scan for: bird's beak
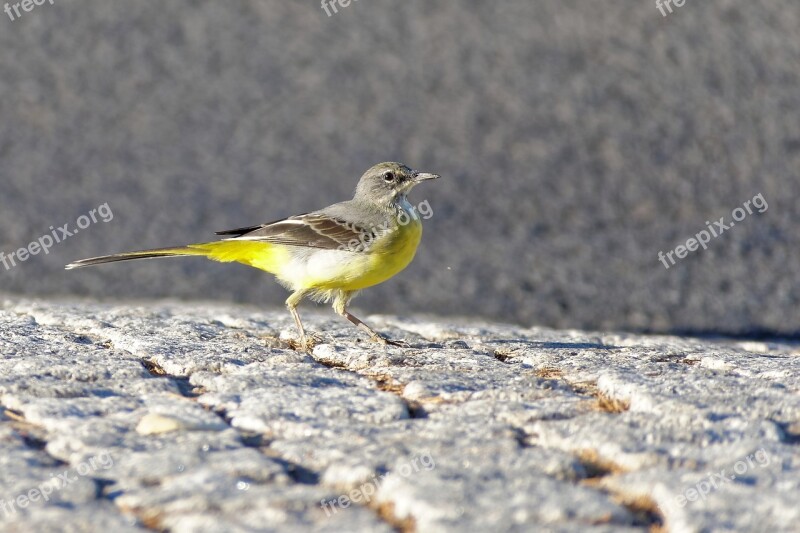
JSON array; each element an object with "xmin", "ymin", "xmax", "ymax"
[{"xmin": 413, "ymin": 172, "xmax": 440, "ymax": 182}]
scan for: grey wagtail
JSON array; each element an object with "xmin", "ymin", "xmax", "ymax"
[{"xmin": 66, "ymin": 162, "xmax": 440, "ymax": 348}]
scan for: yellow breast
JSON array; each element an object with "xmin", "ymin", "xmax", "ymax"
[{"xmin": 311, "ymin": 215, "xmax": 423, "ymax": 292}]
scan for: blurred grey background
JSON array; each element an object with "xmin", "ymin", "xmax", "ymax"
[{"xmin": 1, "ymin": 1, "xmax": 798, "ymax": 336}]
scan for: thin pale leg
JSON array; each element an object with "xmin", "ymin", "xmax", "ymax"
[
  {"xmin": 332, "ymin": 292, "xmax": 406, "ymax": 346},
  {"xmin": 286, "ymin": 290, "xmax": 313, "ymax": 349}
]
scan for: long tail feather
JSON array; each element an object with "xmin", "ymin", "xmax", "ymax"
[{"xmin": 65, "ymin": 246, "xmax": 208, "ymax": 270}]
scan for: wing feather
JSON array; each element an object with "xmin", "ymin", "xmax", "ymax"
[{"xmin": 217, "ymin": 213, "xmax": 386, "ymax": 252}]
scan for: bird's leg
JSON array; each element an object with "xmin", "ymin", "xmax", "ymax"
[
  {"xmin": 332, "ymin": 292, "xmax": 407, "ymax": 346},
  {"xmin": 286, "ymin": 290, "xmax": 314, "ymax": 350}
]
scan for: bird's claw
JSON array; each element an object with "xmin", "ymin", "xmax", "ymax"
[
  {"xmin": 285, "ymin": 333, "xmax": 323, "ymax": 352},
  {"xmin": 372, "ymin": 335, "xmax": 410, "ymax": 348}
]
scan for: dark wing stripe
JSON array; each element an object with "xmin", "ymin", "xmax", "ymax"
[
  {"xmin": 215, "ymin": 225, "xmax": 264, "ymax": 236},
  {"xmin": 214, "ymin": 214, "xmax": 310, "ymax": 236},
  {"xmin": 215, "ymin": 225, "xmax": 263, "ymax": 236}
]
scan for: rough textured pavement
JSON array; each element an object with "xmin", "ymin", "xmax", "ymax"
[{"xmin": 1, "ymin": 298, "xmax": 799, "ymax": 532}]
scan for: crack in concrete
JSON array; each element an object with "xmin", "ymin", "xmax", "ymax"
[
  {"xmin": 2, "ymin": 408, "xmax": 55, "ymax": 453},
  {"xmin": 312, "ymin": 344, "xmax": 646, "ymax": 532},
  {"xmin": 312, "ymin": 355, "xmax": 427, "ymax": 419},
  {"xmin": 0, "ymin": 406, "xmax": 131, "ymax": 529},
  {"xmin": 300, "ymin": 354, "xmax": 430, "ymax": 531},
  {"xmin": 139, "ymin": 353, "xmax": 417, "ymax": 532},
  {"xmin": 504, "ymin": 418, "xmax": 664, "ymax": 531},
  {"xmin": 572, "ymin": 450, "xmax": 665, "ymax": 531},
  {"xmin": 372, "ymin": 500, "xmax": 416, "ymax": 533}
]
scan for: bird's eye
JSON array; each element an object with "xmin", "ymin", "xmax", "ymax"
[{"xmin": 383, "ymin": 172, "xmax": 395, "ymax": 183}]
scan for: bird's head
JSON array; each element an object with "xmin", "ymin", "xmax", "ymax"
[{"xmin": 354, "ymin": 162, "xmax": 440, "ymax": 206}]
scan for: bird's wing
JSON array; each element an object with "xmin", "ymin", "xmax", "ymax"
[{"xmin": 216, "ymin": 212, "xmax": 388, "ymax": 252}]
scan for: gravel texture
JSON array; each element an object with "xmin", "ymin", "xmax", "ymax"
[{"xmin": 1, "ymin": 298, "xmax": 799, "ymax": 532}]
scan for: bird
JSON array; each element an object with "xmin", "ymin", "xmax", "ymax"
[{"xmin": 66, "ymin": 162, "xmax": 440, "ymax": 349}]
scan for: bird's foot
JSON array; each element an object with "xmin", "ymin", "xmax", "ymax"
[
  {"xmin": 370, "ymin": 335, "xmax": 409, "ymax": 348},
  {"xmin": 288, "ymin": 333, "xmax": 323, "ymax": 352}
]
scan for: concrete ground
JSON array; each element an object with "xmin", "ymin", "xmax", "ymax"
[{"xmin": 1, "ymin": 298, "xmax": 798, "ymax": 532}]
